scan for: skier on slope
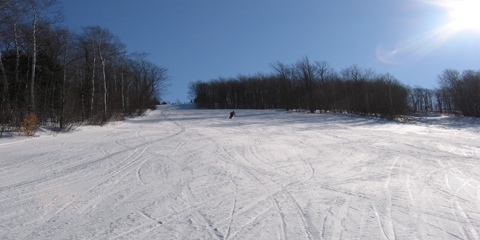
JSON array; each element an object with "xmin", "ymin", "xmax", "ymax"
[{"xmin": 229, "ymin": 111, "xmax": 235, "ymax": 119}]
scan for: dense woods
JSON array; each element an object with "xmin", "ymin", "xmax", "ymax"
[
  {"xmin": 189, "ymin": 57, "xmax": 480, "ymax": 119},
  {"xmin": 0, "ymin": 0, "xmax": 169, "ymax": 136},
  {"xmin": 189, "ymin": 57, "xmax": 409, "ymax": 119},
  {"xmin": 436, "ymin": 69, "xmax": 480, "ymax": 117}
]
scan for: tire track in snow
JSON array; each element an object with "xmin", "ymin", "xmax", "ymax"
[
  {"xmin": 372, "ymin": 205, "xmax": 390, "ymax": 240},
  {"xmin": 282, "ymin": 189, "xmax": 315, "ymax": 239},
  {"xmin": 224, "ymin": 175, "xmax": 237, "ymax": 240},
  {"xmin": 0, "ymin": 135, "xmax": 148, "ymax": 203},
  {"xmin": 218, "ymin": 143, "xmax": 287, "ymax": 240},
  {"xmin": 1, "ymin": 124, "xmax": 163, "ymax": 194},
  {"xmin": 0, "ymin": 131, "xmax": 127, "ymax": 192},
  {"xmin": 243, "ymin": 128, "xmax": 317, "ymax": 239},
  {"xmin": 247, "ymin": 144, "xmax": 280, "ymax": 174},
  {"xmin": 287, "ymin": 141, "xmax": 315, "ymax": 187},
  {"xmin": 136, "ymin": 158, "xmax": 148, "ymax": 186},
  {"xmin": 159, "ymin": 109, "xmax": 187, "ymax": 137},
  {"xmin": 449, "ymin": 170, "xmax": 479, "ymax": 240},
  {"xmin": 183, "ymin": 184, "xmax": 224, "ymax": 240},
  {"xmin": 22, "ymin": 147, "xmax": 153, "ymax": 239},
  {"xmin": 0, "ymin": 146, "xmax": 139, "ymax": 192},
  {"xmin": 2, "ymin": 107, "xmax": 193, "ymax": 239},
  {"xmin": 50, "ymin": 146, "xmax": 151, "ymax": 218},
  {"xmin": 227, "ymin": 205, "xmax": 275, "ymax": 239},
  {"xmin": 329, "ymin": 137, "xmax": 364, "ymax": 239},
  {"xmin": 381, "ymin": 156, "xmax": 398, "ymax": 240},
  {"xmin": 331, "ymin": 187, "xmax": 356, "ymax": 239},
  {"xmin": 79, "ymin": 148, "xmax": 152, "ymax": 213},
  {"xmin": 133, "ymin": 188, "xmax": 235, "ymax": 237},
  {"xmin": 121, "ymin": 221, "xmax": 157, "ymax": 239},
  {"xmin": 453, "ymin": 200, "xmax": 479, "ymax": 240},
  {"xmin": 411, "ymin": 150, "xmax": 462, "ymax": 239},
  {"xmin": 321, "ymin": 133, "xmax": 379, "ymax": 239},
  {"xmin": 128, "ymin": 145, "xmax": 237, "ymax": 239}
]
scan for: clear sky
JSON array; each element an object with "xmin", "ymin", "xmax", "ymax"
[{"xmin": 60, "ymin": 0, "xmax": 480, "ymax": 103}]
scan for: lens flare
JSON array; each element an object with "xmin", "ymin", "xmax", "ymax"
[{"xmin": 375, "ymin": 45, "xmax": 400, "ymax": 65}]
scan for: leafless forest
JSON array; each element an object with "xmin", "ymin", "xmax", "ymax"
[
  {"xmin": 0, "ymin": 0, "xmax": 169, "ymax": 136},
  {"xmin": 190, "ymin": 57, "xmax": 480, "ymax": 119}
]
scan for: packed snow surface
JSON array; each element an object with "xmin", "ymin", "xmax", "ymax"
[{"xmin": 1, "ymin": 105, "xmax": 480, "ymax": 239}]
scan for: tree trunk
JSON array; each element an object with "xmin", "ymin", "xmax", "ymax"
[
  {"xmin": 99, "ymin": 51, "xmax": 107, "ymax": 119},
  {"xmin": 121, "ymin": 64, "xmax": 125, "ymax": 111},
  {"xmin": 60, "ymin": 41, "xmax": 69, "ymax": 129},
  {"xmin": 30, "ymin": 10, "xmax": 38, "ymax": 112},
  {"xmin": 90, "ymin": 55, "xmax": 96, "ymax": 118},
  {"xmin": 0, "ymin": 51, "xmax": 10, "ymax": 137},
  {"xmin": 12, "ymin": 22, "xmax": 21, "ymax": 116},
  {"xmin": 0, "ymin": 51, "xmax": 10, "ymax": 111}
]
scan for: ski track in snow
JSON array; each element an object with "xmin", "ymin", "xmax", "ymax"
[{"xmin": 1, "ymin": 105, "xmax": 480, "ymax": 239}]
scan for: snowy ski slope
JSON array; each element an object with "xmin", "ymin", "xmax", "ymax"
[{"xmin": 1, "ymin": 104, "xmax": 480, "ymax": 239}]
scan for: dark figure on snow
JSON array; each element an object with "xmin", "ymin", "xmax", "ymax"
[{"xmin": 229, "ymin": 111, "xmax": 236, "ymax": 119}]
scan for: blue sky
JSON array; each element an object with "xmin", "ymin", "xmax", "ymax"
[{"xmin": 60, "ymin": 0, "xmax": 480, "ymax": 103}]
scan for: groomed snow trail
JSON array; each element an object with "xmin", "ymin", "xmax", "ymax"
[{"xmin": 1, "ymin": 105, "xmax": 480, "ymax": 239}]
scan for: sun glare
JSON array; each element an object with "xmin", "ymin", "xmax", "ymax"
[
  {"xmin": 442, "ymin": 0, "xmax": 480, "ymax": 32},
  {"xmin": 376, "ymin": 0, "xmax": 480, "ymax": 65}
]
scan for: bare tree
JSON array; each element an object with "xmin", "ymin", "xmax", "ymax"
[
  {"xmin": 1, "ymin": 1, "xmax": 169, "ymax": 133},
  {"xmin": 439, "ymin": 69, "xmax": 480, "ymax": 117},
  {"xmin": 191, "ymin": 59, "xmax": 410, "ymax": 119},
  {"xmin": 295, "ymin": 56, "xmax": 317, "ymax": 113},
  {"xmin": 315, "ymin": 60, "xmax": 336, "ymax": 111},
  {"xmin": 79, "ymin": 26, "xmax": 127, "ymax": 119},
  {"xmin": 0, "ymin": 0, "xmax": 31, "ymax": 121},
  {"xmin": 25, "ymin": 0, "xmax": 62, "ymax": 112}
]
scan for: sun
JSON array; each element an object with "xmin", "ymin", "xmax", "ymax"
[
  {"xmin": 375, "ymin": 0, "xmax": 480, "ymax": 65},
  {"xmin": 441, "ymin": 0, "xmax": 480, "ymax": 32}
]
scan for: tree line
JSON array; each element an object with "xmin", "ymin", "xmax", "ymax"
[
  {"xmin": 394, "ymin": 69, "xmax": 480, "ymax": 117},
  {"xmin": 189, "ymin": 57, "xmax": 409, "ymax": 119},
  {"xmin": 189, "ymin": 57, "xmax": 480, "ymax": 119},
  {"xmin": 0, "ymin": 0, "xmax": 169, "ymax": 136}
]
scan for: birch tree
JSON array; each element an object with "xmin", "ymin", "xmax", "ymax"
[
  {"xmin": 25, "ymin": 0, "xmax": 61, "ymax": 112},
  {"xmin": 80, "ymin": 26, "xmax": 125, "ymax": 120}
]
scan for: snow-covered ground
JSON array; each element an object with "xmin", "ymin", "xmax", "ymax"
[{"xmin": 1, "ymin": 104, "xmax": 480, "ymax": 239}]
